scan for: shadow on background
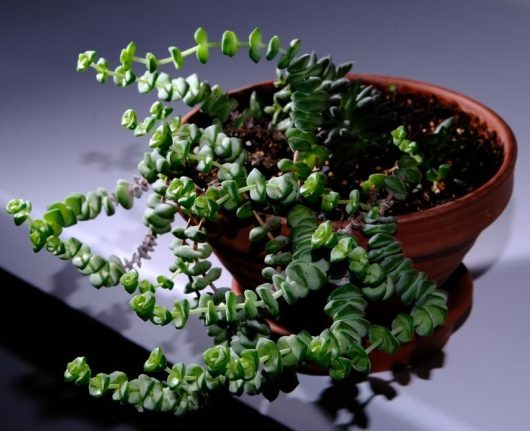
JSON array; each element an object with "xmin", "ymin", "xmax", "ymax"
[
  {"xmin": 0, "ymin": 269, "xmax": 289, "ymax": 431},
  {"xmin": 315, "ymin": 352, "xmax": 445, "ymax": 429},
  {"xmin": 80, "ymin": 142, "xmax": 144, "ymax": 172}
]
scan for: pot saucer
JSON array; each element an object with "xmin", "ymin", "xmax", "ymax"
[{"xmin": 231, "ymin": 264, "xmax": 473, "ymax": 374}]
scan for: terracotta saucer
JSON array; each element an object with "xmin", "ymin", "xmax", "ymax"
[{"xmin": 232, "ymin": 264, "xmax": 473, "ymax": 374}]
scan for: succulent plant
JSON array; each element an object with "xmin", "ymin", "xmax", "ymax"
[{"xmin": 6, "ymin": 28, "xmax": 454, "ymax": 416}]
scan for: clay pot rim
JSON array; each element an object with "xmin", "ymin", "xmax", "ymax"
[{"xmin": 182, "ymin": 74, "xmax": 517, "ymax": 224}]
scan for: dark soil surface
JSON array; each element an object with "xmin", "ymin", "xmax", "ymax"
[
  {"xmin": 195, "ymin": 84, "xmax": 503, "ymax": 216},
  {"xmin": 374, "ymin": 88, "xmax": 502, "ymax": 214}
]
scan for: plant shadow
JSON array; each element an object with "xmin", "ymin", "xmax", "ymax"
[
  {"xmin": 80, "ymin": 142, "xmax": 144, "ymax": 172},
  {"xmin": 315, "ymin": 352, "xmax": 446, "ymax": 430},
  {"xmin": 49, "ymin": 258, "xmax": 214, "ymax": 360}
]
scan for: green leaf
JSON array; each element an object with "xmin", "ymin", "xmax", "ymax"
[
  {"xmin": 299, "ymin": 145, "xmax": 328, "ymax": 169},
  {"xmin": 277, "ymin": 39, "xmax": 302, "ymax": 69},
  {"xmin": 172, "ymin": 299, "xmax": 190, "ymax": 329},
  {"xmin": 43, "ymin": 206, "xmax": 66, "ymax": 234},
  {"xmin": 151, "ymin": 305, "xmax": 173, "ymax": 325},
  {"xmin": 384, "ymin": 175, "xmax": 407, "ymax": 195},
  {"xmin": 392, "ymin": 313, "xmax": 414, "ymax": 343},
  {"xmin": 411, "ymin": 307, "xmax": 434, "ymax": 337},
  {"xmin": 239, "ymin": 349, "xmax": 259, "ymax": 380},
  {"xmin": 249, "ymin": 226, "xmax": 267, "ymax": 242},
  {"xmin": 331, "ymin": 237, "xmax": 356, "ymax": 263},
  {"xmin": 266, "ymin": 174, "xmax": 298, "ymax": 205},
  {"xmin": 345, "ymin": 189, "xmax": 360, "ymax": 215},
  {"xmin": 257, "ymin": 338, "xmax": 282, "ymax": 374},
  {"xmin": 143, "ymin": 381, "xmax": 164, "ymax": 411},
  {"xmin": 192, "ymin": 196, "xmax": 219, "ymax": 219},
  {"xmin": 395, "ymin": 268, "xmax": 419, "ymax": 295},
  {"xmin": 369, "ymin": 325, "xmax": 399, "ymax": 354},
  {"xmin": 115, "ymin": 180, "xmax": 134, "ymax": 209},
  {"xmin": 266, "ymin": 35, "xmax": 281, "ymax": 60},
  {"xmin": 248, "ymin": 27, "xmax": 262, "ymax": 63},
  {"xmin": 361, "ymin": 173, "xmax": 386, "ymax": 192},
  {"xmin": 225, "ymin": 358, "xmax": 244, "ymax": 381},
  {"xmin": 311, "ymin": 220, "xmax": 336, "ymax": 249},
  {"xmin": 194, "ymin": 27, "xmax": 209, "ymax": 64},
  {"xmin": 113, "ymin": 65, "xmax": 136, "ymax": 87},
  {"xmin": 120, "ymin": 270, "xmax": 139, "ymax": 294},
  {"xmin": 348, "ymin": 246, "xmax": 369, "ymax": 274},
  {"xmin": 300, "ymin": 172, "xmax": 326, "ymax": 204},
  {"xmin": 368, "ymin": 233, "xmax": 396, "ymax": 249},
  {"xmin": 362, "ymin": 281, "xmax": 387, "ymax": 301},
  {"xmin": 265, "ymin": 236, "xmax": 289, "ymax": 254},
  {"xmin": 256, "ymin": 284, "xmax": 280, "ymax": 316},
  {"xmin": 221, "ymin": 180, "xmax": 240, "ymax": 204},
  {"xmin": 217, "ymin": 162, "xmax": 246, "ymax": 182},
  {"xmin": 138, "ymin": 279, "xmax": 155, "ymax": 293},
  {"xmin": 401, "ymin": 271, "xmax": 427, "ymax": 305},
  {"xmin": 145, "ymin": 52, "xmax": 158, "ymax": 72},
  {"xmin": 425, "ymin": 304, "xmax": 447, "ymax": 327},
  {"xmin": 5, "ymin": 198, "xmax": 31, "ymax": 216},
  {"xmin": 89, "ymin": 373, "xmax": 110, "ymax": 397},
  {"xmin": 167, "ymin": 363, "xmax": 186, "ymax": 389},
  {"xmin": 77, "ymin": 50, "xmax": 96, "ymax": 72},
  {"xmin": 120, "ymin": 41, "xmax": 136, "ymax": 67},
  {"xmin": 64, "ymin": 356, "xmax": 91, "ymax": 385},
  {"xmin": 221, "ymin": 30, "xmax": 239, "ymax": 57},
  {"xmin": 264, "ymin": 252, "xmax": 292, "ymax": 266},
  {"xmin": 349, "ymin": 344, "xmax": 371, "ymax": 373},
  {"xmin": 329, "ymin": 357, "xmax": 352, "ymax": 380},
  {"xmin": 47, "ymin": 202, "xmax": 76, "ymax": 227},
  {"xmin": 321, "ymin": 190, "xmax": 340, "ymax": 212},
  {"xmin": 286, "ymin": 260, "xmax": 326, "ymax": 291},
  {"xmin": 286, "ymin": 128, "xmax": 315, "ymax": 152},
  {"xmin": 205, "ymin": 301, "xmax": 219, "ymax": 325},
  {"xmin": 95, "ymin": 57, "xmax": 109, "ymax": 83},
  {"xmin": 166, "ymin": 176, "xmax": 195, "ymax": 201},
  {"xmin": 392, "ymin": 125, "xmax": 418, "ymax": 155},
  {"xmin": 168, "ymin": 46, "xmax": 184, "ymax": 69},
  {"xmin": 129, "ymin": 291, "xmax": 156, "ymax": 321},
  {"xmin": 243, "ymin": 290, "xmax": 258, "ymax": 319},
  {"xmin": 121, "ymin": 109, "xmax": 138, "ymax": 130},
  {"xmin": 331, "ymin": 319, "xmax": 366, "ymax": 346},
  {"xmin": 362, "ymin": 263, "xmax": 385, "ymax": 286},
  {"xmin": 362, "ymin": 223, "xmax": 398, "ymax": 236},
  {"xmin": 149, "ymin": 124, "xmax": 172, "ymax": 150},
  {"xmin": 328, "ymin": 283, "xmax": 362, "ymax": 301},
  {"xmin": 277, "ymin": 335, "xmax": 306, "ymax": 367},
  {"xmin": 225, "ymin": 291, "xmax": 238, "ymax": 322},
  {"xmin": 144, "ymin": 347, "xmax": 167, "ymax": 372},
  {"xmin": 203, "ymin": 345, "xmax": 230, "ymax": 375},
  {"xmin": 307, "ymin": 330, "xmax": 336, "ymax": 365}
]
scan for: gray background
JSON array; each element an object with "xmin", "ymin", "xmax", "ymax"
[{"xmin": 1, "ymin": 0, "xmax": 529, "ymax": 430}]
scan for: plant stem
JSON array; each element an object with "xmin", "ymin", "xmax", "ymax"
[
  {"xmin": 252, "ymin": 210, "xmax": 275, "ymax": 241},
  {"xmin": 293, "ymin": 150, "xmax": 300, "ymax": 163},
  {"xmin": 132, "ymin": 42, "xmax": 251, "ymax": 67}
]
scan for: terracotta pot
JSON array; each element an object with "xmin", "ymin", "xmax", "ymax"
[
  {"xmin": 182, "ymin": 76, "xmax": 515, "ymax": 371},
  {"xmin": 183, "ymin": 75, "xmax": 517, "ymax": 288}
]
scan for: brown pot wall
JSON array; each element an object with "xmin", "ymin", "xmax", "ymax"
[{"xmin": 183, "ymin": 75, "xmax": 517, "ymax": 289}]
